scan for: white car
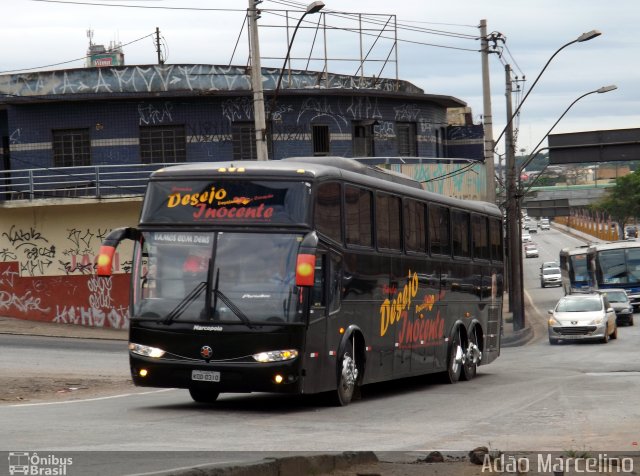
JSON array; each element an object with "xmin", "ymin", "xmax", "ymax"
[
  {"xmin": 522, "ymin": 232, "xmax": 532, "ymax": 242},
  {"xmin": 524, "ymin": 244, "xmax": 539, "ymax": 258}
]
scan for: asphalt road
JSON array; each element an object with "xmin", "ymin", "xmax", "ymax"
[{"xmin": 1, "ymin": 228, "xmax": 639, "ymax": 476}]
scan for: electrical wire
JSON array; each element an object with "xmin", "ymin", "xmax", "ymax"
[{"xmin": 0, "ymin": 32, "xmax": 155, "ymax": 74}]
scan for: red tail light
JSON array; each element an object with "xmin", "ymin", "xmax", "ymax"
[
  {"xmin": 96, "ymin": 245, "xmax": 116, "ymax": 276},
  {"xmin": 295, "ymin": 254, "xmax": 316, "ymax": 287}
]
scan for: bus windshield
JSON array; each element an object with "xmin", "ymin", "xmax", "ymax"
[
  {"xmin": 598, "ymin": 248, "xmax": 640, "ymax": 285},
  {"xmin": 132, "ymin": 231, "xmax": 304, "ymax": 324},
  {"xmin": 570, "ymin": 254, "xmax": 589, "ymax": 283}
]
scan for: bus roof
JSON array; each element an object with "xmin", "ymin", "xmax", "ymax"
[
  {"xmin": 560, "ymin": 245, "xmax": 589, "ymax": 256},
  {"xmin": 149, "ymin": 157, "xmax": 501, "ymax": 217},
  {"xmin": 587, "ymin": 240, "xmax": 640, "ymax": 252}
]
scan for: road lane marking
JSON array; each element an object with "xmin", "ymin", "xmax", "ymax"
[{"xmin": 5, "ymin": 388, "xmax": 175, "ymax": 407}]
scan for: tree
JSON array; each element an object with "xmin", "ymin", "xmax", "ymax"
[{"xmin": 593, "ymin": 169, "xmax": 640, "ymax": 231}]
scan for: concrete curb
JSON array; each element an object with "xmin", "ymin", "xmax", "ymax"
[
  {"xmin": 501, "ymin": 324, "xmax": 534, "ymax": 348},
  {"xmin": 157, "ymin": 452, "xmax": 378, "ymax": 476}
]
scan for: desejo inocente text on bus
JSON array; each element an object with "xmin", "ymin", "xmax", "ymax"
[{"xmin": 97, "ymin": 157, "xmax": 505, "ymax": 406}]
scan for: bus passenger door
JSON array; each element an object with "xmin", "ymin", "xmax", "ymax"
[{"xmin": 304, "ymin": 250, "xmax": 342, "ymax": 394}]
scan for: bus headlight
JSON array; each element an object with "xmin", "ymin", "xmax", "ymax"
[
  {"xmin": 129, "ymin": 342, "xmax": 166, "ymax": 358},
  {"xmin": 252, "ymin": 349, "xmax": 299, "ymax": 363}
]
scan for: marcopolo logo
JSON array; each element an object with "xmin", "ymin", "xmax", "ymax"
[{"xmin": 8, "ymin": 452, "xmax": 73, "ymax": 475}]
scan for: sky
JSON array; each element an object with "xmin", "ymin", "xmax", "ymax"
[{"xmin": 3, "ymin": 0, "xmax": 639, "ymax": 159}]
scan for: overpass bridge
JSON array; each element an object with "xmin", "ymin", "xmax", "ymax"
[{"xmin": 522, "ymin": 183, "xmax": 613, "ymax": 218}]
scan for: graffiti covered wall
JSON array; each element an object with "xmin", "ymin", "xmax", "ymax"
[{"xmin": 0, "ymin": 201, "xmax": 140, "ymax": 328}]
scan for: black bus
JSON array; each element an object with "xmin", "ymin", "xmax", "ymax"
[{"xmin": 97, "ymin": 157, "xmax": 504, "ymax": 405}]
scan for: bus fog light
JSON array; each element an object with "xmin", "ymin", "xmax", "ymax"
[
  {"xmin": 252, "ymin": 349, "xmax": 299, "ymax": 362},
  {"xmin": 139, "ymin": 369, "xmax": 148, "ymax": 377},
  {"xmin": 274, "ymin": 375, "xmax": 284, "ymax": 384},
  {"xmin": 129, "ymin": 342, "xmax": 166, "ymax": 358}
]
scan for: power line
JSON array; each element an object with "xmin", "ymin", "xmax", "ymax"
[{"xmin": 0, "ymin": 31, "xmax": 155, "ymax": 74}]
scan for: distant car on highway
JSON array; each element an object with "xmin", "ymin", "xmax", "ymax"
[
  {"xmin": 540, "ymin": 261, "xmax": 559, "ymax": 271},
  {"xmin": 522, "ymin": 232, "xmax": 532, "ymax": 243},
  {"xmin": 547, "ymin": 293, "xmax": 618, "ymax": 345},
  {"xmin": 524, "ymin": 244, "xmax": 539, "ymax": 258},
  {"xmin": 598, "ymin": 289, "xmax": 634, "ymax": 326},
  {"xmin": 540, "ymin": 267, "xmax": 561, "ymax": 288},
  {"xmin": 539, "ymin": 218, "xmax": 550, "ymax": 230}
]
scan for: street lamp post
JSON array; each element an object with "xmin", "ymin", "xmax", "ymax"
[
  {"xmin": 272, "ymin": 1, "xmax": 325, "ymax": 110},
  {"xmin": 496, "ymin": 30, "xmax": 601, "ymax": 148},
  {"xmin": 502, "ymin": 29, "xmax": 601, "ymax": 331},
  {"xmin": 508, "ymin": 84, "xmax": 616, "ymax": 330},
  {"xmin": 248, "ymin": 1, "xmax": 324, "ymax": 161},
  {"xmin": 519, "ymin": 85, "xmax": 617, "ymax": 196},
  {"xmin": 248, "ymin": 0, "xmax": 269, "ymax": 161}
]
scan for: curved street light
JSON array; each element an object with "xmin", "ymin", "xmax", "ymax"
[
  {"xmin": 495, "ymin": 29, "xmax": 601, "ymax": 149},
  {"xmin": 519, "ymin": 84, "xmax": 617, "ymax": 174},
  {"xmin": 508, "ymin": 83, "xmax": 617, "ymax": 331},
  {"xmin": 249, "ymin": 1, "xmax": 324, "ymax": 161},
  {"xmin": 271, "ymin": 1, "xmax": 325, "ymax": 109}
]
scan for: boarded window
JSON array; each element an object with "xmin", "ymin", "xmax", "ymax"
[
  {"xmin": 345, "ymin": 185, "xmax": 372, "ymax": 247},
  {"xmin": 52, "ymin": 129, "xmax": 91, "ymax": 167},
  {"xmin": 231, "ymin": 122, "xmax": 257, "ymax": 161},
  {"xmin": 140, "ymin": 125, "xmax": 186, "ymax": 164},
  {"xmin": 312, "ymin": 125, "xmax": 330, "ymax": 156},
  {"xmin": 353, "ymin": 122, "xmax": 374, "ymax": 157},
  {"xmin": 396, "ymin": 122, "xmax": 417, "ymax": 157}
]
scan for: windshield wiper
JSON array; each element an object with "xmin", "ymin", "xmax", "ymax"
[
  {"xmin": 213, "ymin": 287, "xmax": 254, "ymax": 329},
  {"xmin": 209, "ymin": 266, "xmax": 253, "ymax": 328},
  {"xmin": 164, "ymin": 281, "xmax": 207, "ymax": 325}
]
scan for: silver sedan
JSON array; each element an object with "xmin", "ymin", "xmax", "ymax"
[{"xmin": 548, "ymin": 293, "xmax": 618, "ymax": 345}]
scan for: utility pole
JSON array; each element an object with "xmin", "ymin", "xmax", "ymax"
[
  {"xmin": 155, "ymin": 27, "xmax": 164, "ymax": 65},
  {"xmin": 480, "ymin": 19, "xmax": 496, "ymax": 204},
  {"xmin": 248, "ymin": 0, "xmax": 269, "ymax": 161},
  {"xmin": 504, "ymin": 63, "xmax": 524, "ymax": 330}
]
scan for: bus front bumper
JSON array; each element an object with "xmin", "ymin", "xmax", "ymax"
[{"xmin": 130, "ymin": 355, "xmax": 303, "ymax": 394}]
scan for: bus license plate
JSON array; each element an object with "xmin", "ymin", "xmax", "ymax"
[{"xmin": 191, "ymin": 370, "xmax": 220, "ymax": 382}]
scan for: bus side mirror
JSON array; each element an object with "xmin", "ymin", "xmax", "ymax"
[
  {"xmin": 295, "ymin": 231, "xmax": 319, "ymax": 287},
  {"xmin": 96, "ymin": 227, "xmax": 140, "ymax": 277}
]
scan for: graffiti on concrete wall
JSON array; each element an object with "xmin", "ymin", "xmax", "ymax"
[
  {"xmin": 1, "ymin": 225, "xmax": 55, "ymax": 276},
  {"xmin": 0, "ymin": 260, "xmax": 129, "ymax": 329},
  {"xmin": 0, "ymin": 225, "xmax": 129, "ymax": 277},
  {"xmin": 138, "ymin": 102, "xmax": 174, "ymax": 126},
  {"xmin": 53, "ymin": 275, "xmax": 129, "ymax": 329},
  {"xmin": 0, "ymin": 65, "xmax": 421, "ymax": 99}
]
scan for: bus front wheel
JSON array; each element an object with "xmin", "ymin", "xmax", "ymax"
[
  {"xmin": 189, "ymin": 388, "xmax": 220, "ymax": 403},
  {"xmin": 333, "ymin": 340, "xmax": 359, "ymax": 406}
]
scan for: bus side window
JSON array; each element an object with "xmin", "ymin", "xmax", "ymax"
[{"xmin": 312, "ymin": 254, "xmax": 326, "ymax": 307}]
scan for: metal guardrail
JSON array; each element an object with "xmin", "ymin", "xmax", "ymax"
[{"xmin": 0, "ymin": 163, "xmax": 174, "ymax": 201}]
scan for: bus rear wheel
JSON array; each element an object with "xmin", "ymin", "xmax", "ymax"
[
  {"xmin": 444, "ymin": 329, "xmax": 463, "ymax": 384},
  {"xmin": 189, "ymin": 388, "xmax": 220, "ymax": 403},
  {"xmin": 333, "ymin": 340, "xmax": 359, "ymax": 406},
  {"xmin": 462, "ymin": 328, "xmax": 480, "ymax": 381}
]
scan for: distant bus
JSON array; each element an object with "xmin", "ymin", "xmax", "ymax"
[
  {"xmin": 559, "ymin": 246, "xmax": 591, "ymax": 294},
  {"xmin": 586, "ymin": 240, "xmax": 640, "ymax": 311},
  {"xmin": 97, "ymin": 157, "xmax": 504, "ymax": 406}
]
